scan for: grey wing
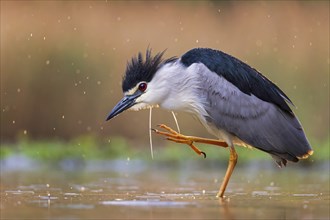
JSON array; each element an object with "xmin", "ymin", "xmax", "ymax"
[{"xmin": 198, "ymin": 67, "xmax": 312, "ymax": 164}]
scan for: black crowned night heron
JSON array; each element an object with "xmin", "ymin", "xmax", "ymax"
[{"xmin": 106, "ymin": 48, "xmax": 313, "ymax": 198}]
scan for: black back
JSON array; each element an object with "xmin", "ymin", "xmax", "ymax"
[{"xmin": 181, "ymin": 48, "xmax": 294, "ymax": 115}]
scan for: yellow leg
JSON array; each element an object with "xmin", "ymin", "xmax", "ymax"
[
  {"xmin": 216, "ymin": 146, "xmax": 238, "ymax": 198},
  {"xmin": 152, "ymin": 124, "xmax": 236, "ymax": 198},
  {"xmin": 153, "ymin": 124, "xmax": 228, "ymax": 147}
]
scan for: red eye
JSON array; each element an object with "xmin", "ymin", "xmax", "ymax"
[{"xmin": 138, "ymin": 82, "xmax": 147, "ymax": 92}]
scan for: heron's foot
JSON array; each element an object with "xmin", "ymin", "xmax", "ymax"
[
  {"xmin": 152, "ymin": 124, "xmax": 207, "ymax": 158},
  {"xmin": 153, "ymin": 124, "xmax": 228, "ymax": 147}
]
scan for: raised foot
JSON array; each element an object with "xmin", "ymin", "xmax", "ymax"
[{"xmin": 152, "ymin": 124, "xmax": 207, "ymax": 158}]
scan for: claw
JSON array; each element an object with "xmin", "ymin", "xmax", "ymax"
[{"xmin": 153, "ymin": 124, "xmax": 226, "ymax": 159}]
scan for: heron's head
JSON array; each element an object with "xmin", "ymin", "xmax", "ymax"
[{"xmin": 106, "ymin": 49, "xmax": 178, "ymax": 121}]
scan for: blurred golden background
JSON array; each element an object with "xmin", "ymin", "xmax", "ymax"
[{"xmin": 1, "ymin": 1, "xmax": 329, "ymax": 148}]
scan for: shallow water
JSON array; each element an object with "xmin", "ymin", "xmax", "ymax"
[{"xmin": 1, "ymin": 157, "xmax": 329, "ymax": 219}]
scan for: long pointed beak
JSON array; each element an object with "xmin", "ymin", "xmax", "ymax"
[{"xmin": 106, "ymin": 92, "xmax": 142, "ymax": 121}]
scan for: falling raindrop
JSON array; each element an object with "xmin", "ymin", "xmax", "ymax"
[{"xmin": 46, "ymin": 60, "xmax": 50, "ymax": 65}]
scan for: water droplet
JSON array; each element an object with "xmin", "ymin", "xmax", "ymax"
[
  {"xmin": 30, "ymin": 33, "xmax": 33, "ymax": 37},
  {"xmin": 62, "ymin": 115, "xmax": 65, "ymax": 119},
  {"xmin": 117, "ymin": 17, "xmax": 121, "ymax": 21},
  {"xmin": 17, "ymin": 88, "xmax": 21, "ymax": 93},
  {"xmin": 256, "ymin": 40, "xmax": 263, "ymax": 47},
  {"xmin": 202, "ymin": 190, "xmax": 205, "ymax": 194},
  {"xmin": 12, "ymin": 120, "xmax": 15, "ymax": 124},
  {"xmin": 43, "ymin": 36, "xmax": 46, "ymax": 40},
  {"xmin": 97, "ymin": 81, "xmax": 101, "ymax": 85},
  {"xmin": 73, "ymin": 27, "xmax": 77, "ymax": 31},
  {"xmin": 218, "ymin": 9, "xmax": 221, "ymax": 13},
  {"xmin": 67, "ymin": 16, "xmax": 71, "ymax": 20},
  {"xmin": 46, "ymin": 60, "xmax": 50, "ymax": 65},
  {"xmin": 46, "ymin": 184, "xmax": 50, "ymax": 188},
  {"xmin": 196, "ymin": 39, "xmax": 199, "ymax": 43},
  {"xmin": 23, "ymin": 130, "xmax": 27, "ymax": 135}
]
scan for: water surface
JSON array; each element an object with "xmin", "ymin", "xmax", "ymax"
[{"xmin": 1, "ymin": 157, "xmax": 329, "ymax": 219}]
